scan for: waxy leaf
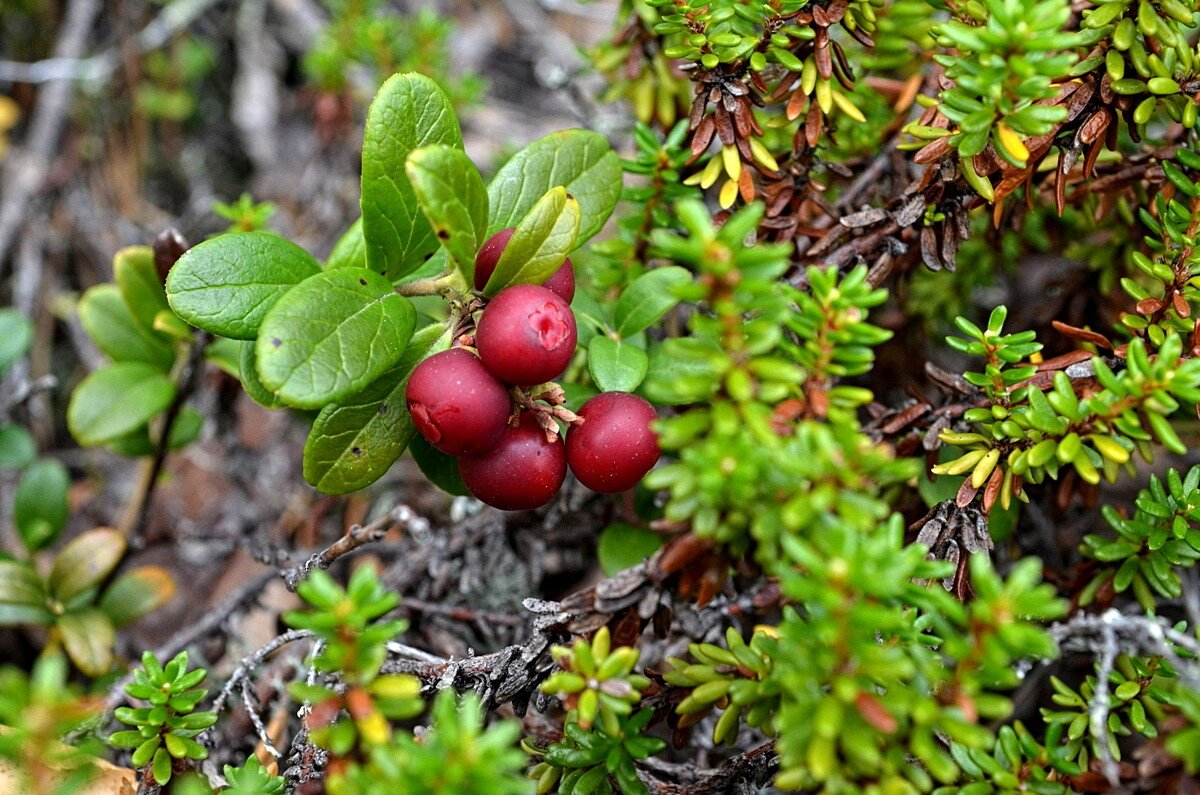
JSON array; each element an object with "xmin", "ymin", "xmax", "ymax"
[
  {"xmin": 0, "ymin": 424, "xmax": 36, "ymax": 470},
  {"xmin": 597, "ymin": 524, "xmax": 663, "ymax": 575},
  {"xmin": 0, "ymin": 560, "xmax": 49, "ymax": 620},
  {"xmin": 106, "ymin": 408, "xmax": 204, "ymax": 457},
  {"xmin": 487, "ymin": 130, "xmax": 621, "ymax": 243},
  {"xmin": 256, "ymin": 268, "xmax": 416, "ymax": 409},
  {"xmin": 406, "ymin": 145, "xmax": 488, "ymax": 282},
  {"xmin": 59, "ymin": 609, "xmax": 115, "ymax": 677},
  {"xmin": 50, "ymin": 527, "xmax": 126, "ymax": 602},
  {"xmin": 68, "ymin": 362, "xmax": 176, "ymax": 446},
  {"xmin": 588, "ymin": 336, "xmax": 649, "ymax": 392},
  {"xmin": 302, "ymin": 322, "xmax": 450, "ymax": 493},
  {"xmin": 409, "ymin": 435, "xmax": 469, "ymax": 496},
  {"xmin": 114, "ymin": 246, "xmax": 172, "ymax": 337},
  {"xmin": 326, "ymin": 217, "xmax": 366, "ymax": 270},
  {"xmin": 483, "ymin": 187, "xmax": 580, "ymax": 295},
  {"xmin": 13, "ymin": 459, "xmax": 69, "ymax": 551},
  {"xmin": 361, "ymin": 73, "xmax": 463, "ymax": 281},
  {"xmin": 239, "ymin": 341, "xmax": 284, "ymax": 409},
  {"xmin": 166, "ymin": 232, "xmax": 321, "ymax": 340},
  {"xmin": 99, "ymin": 566, "xmax": 175, "ymax": 627},
  {"xmin": 78, "ymin": 284, "xmax": 175, "ymax": 370},
  {"xmin": 614, "ymin": 267, "xmax": 691, "ymax": 337},
  {"xmin": 0, "ymin": 308, "xmax": 33, "ymax": 375}
]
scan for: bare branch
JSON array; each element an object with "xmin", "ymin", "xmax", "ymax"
[{"xmin": 281, "ymin": 503, "xmax": 430, "ymax": 590}]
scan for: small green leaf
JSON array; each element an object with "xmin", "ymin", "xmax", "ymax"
[
  {"xmin": 14, "ymin": 459, "xmax": 69, "ymax": 551},
  {"xmin": 409, "ymin": 435, "xmax": 469, "ymax": 496},
  {"xmin": 59, "ymin": 609, "xmax": 116, "ymax": 677},
  {"xmin": 49, "ymin": 527, "xmax": 127, "ymax": 601},
  {"xmin": 487, "ymin": 130, "xmax": 622, "ymax": 243},
  {"xmin": 361, "ymin": 73, "xmax": 463, "ymax": 281},
  {"xmin": 114, "ymin": 246, "xmax": 172, "ymax": 336},
  {"xmin": 105, "ymin": 408, "xmax": 204, "ymax": 457},
  {"xmin": 597, "ymin": 524, "xmax": 662, "ymax": 575},
  {"xmin": 588, "ymin": 337, "xmax": 649, "ymax": 392},
  {"xmin": 166, "ymin": 231, "xmax": 321, "ymax": 340},
  {"xmin": 67, "ymin": 362, "xmax": 176, "ymax": 446},
  {"xmin": 302, "ymin": 322, "xmax": 450, "ymax": 493},
  {"xmin": 326, "ymin": 218, "xmax": 366, "ymax": 270},
  {"xmin": 151, "ymin": 745, "xmax": 173, "ymax": 785},
  {"xmin": 483, "ymin": 187, "xmax": 581, "ymax": 295},
  {"xmin": 99, "ymin": 566, "xmax": 175, "ymax": 627},
  {"xmin": 239, "ymin": 341, "xmax": 284, "ymax": 409},
  {"xmin": 78, "ymin": 284, "xmax": 175, "ymax": 369},
  {"xmin": 255, "ymin": 268, "xmax": 417, "ymax": 409},
  {"xmin": 0, "ymin": 560, "xmax": 47, "ymax": 610},
  {"xmin": 0, "ymin": 424, "xmax": 36, "ymax": 469},
  {"xmin": 0, "ymin": 308, "xmax": 33, "ymax": 376},
  {"xmin": 204, "ymin": 337, "xmax": 243, "ymax": 378},
  {"xmin": 406, "ymin": 145, "xmax": 488, "ymax": 282},
  {"xmin": 614, "ymin": 267, "xmax": 691, "ymax": 337}
]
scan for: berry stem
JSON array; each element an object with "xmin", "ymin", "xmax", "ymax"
[{"xmin": 396, "ymin": 269, "xmax": 466, "ymax": 298}]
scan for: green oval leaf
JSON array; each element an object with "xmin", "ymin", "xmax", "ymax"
[
  {"xmin": 105, "ymin": 407, "xmax": 204, "ymax": 457},
  {"xmin": 614, "ymin": 266, "xmax": 691, "ymax": 338},
  {"xmin": 256, "ymin": 268, "xmax": 417, "ymax": 409},
  {"xmin": 239, "ymin": 340, "xmax": 285, "ymax": 409},
  {"xmin": 13, "ymin": 459, "xmax": 70, "ymax": 551},
  {"xmin": 49, "ymin": 527, "xmax": 127, "ymax": 602},
  {"xmin": 483, "ymin": 187, "xmax": 581, "ymax": 295},
  {"xmin": 406, "ymin": 145, "xmax": 488, "ymax": 282},
  {"xmin": 326, "ymin": 217, "xmax": 366, "ymax": 270},
  {"xmin": 302, "ymin": 322, "xmax": 450, "ymax": 493},
  {"xmin": 99, "ymin": 565, "xmax": 176, "ymax": 627},
  {"xmin": 0, "ymin": 424, "xmax": 36, "ymax": 470},
  {"xmin": 67, "ymin": 362, "xmax": 177, "ymax": 446},
  {"xmin": 409, "ymin": 435, "xmax": 469, "ymax": 496},
  {"xmin": 361, "ymin": 73, "xmax": 463, "ymax": 282},
  {"xmin": 59, "ymin": 609, "xmax": 116, "ymax": 677},
  {"xmin": 165, "ymin": 231, "xmax": 321, "ymax": 340},
  {"xmin": 78, "ymin": 284, "xmax": 175, "ymax": 369},
  {"xmin": 0, "ymin": 308, "xmax": 33, "ymax": 376},
  {"xmin": 114, "ymin": 246, "xmax": 172, "ymax": 336},
  {"xmin": 487, "ymin": 130, "xmax": 621, "ymax": 243},
  {"xmin": 597, "ymin": 523, "xmax": 663, "ymax": 576},
  {"xmin": 588, "ymin": 336, "xmax": 649, "ymax": 393},
  {"xmin": 0, "ymin": 560, "xmax": 47, "ymax": 610}
]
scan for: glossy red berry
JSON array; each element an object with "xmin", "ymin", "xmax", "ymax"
[
  {"xmin": 566, "ymin": 392, "xmax": 660, "ymax": 493},
  {"xmin": 458, "ymin": 412, "xmax": 566, "ymax": 510},
  {"xmin": 405, "ymin": 348, "xmax": 511, "ymax": 456},
  {"xmin": 474, "ymin": 227, "xmax": 575, "ymax": 302},
  {"xmin": 542, "ymin": 258, "xmax": 575, "ymax": 303},
  {"xmin": 476, "ymin": 284, "xmax": 577, "ymax": 387}
]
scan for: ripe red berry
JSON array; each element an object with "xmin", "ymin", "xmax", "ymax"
[
  {"xmin": 405, "ymin": 348, "xmax": 511, "ymax": 456},
  {"xmin": 458, "ymin": 412, "xmax": 566, "ymax": 510},
  {"xmin": 542, "ymin": 258, "xmax": 575, "ymax": 303},
  {"xmin": 566, "ymin": 392, "xmax": 660, "ymax": 494},
  {"xmin": 474, "ymin": 227, "xmax": 575, "ymax": 302},
  {"xmin": 476, "ymin": 284, "xmax": 577, "ymax": 387}
]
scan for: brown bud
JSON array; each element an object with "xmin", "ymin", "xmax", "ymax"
[{"xmin": 153, "ymin": 228, "xmax": 189, "ymax": 282}]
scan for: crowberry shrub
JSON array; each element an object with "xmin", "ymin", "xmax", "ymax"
[
  {"xmin": 476, "ymin": 284, "xmax": 578, "ymax": 387},
  {"xmin": 566, "ymin": 392, "xmax": 660, "ymax": 493},
  {"xmin": 405, "ymin": 348, "xmax": 510, "ymax": 456},
  {"xmin": 26, "ymin": 0, "xmax": 1200, "ymax": 780},
  {"xmin": 457, "ymin": 411, "xmax": 567, "ymax": 510}
]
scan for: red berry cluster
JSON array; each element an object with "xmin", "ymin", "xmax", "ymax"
[{"xmin": 405, "ymin": 229, "xmax": 660, "ymax": 510}]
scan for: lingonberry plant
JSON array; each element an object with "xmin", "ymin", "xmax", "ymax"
[{"xmin": 13, "ymin": 0, "xmax": 1200, "ymax": 787}]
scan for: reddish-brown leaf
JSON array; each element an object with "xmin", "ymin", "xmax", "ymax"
[{"xmin": 855, "ymin": 692, "xmax": 898, "ymax": 734}]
